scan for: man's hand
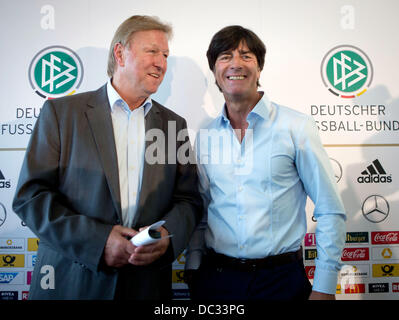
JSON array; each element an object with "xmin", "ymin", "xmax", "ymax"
[
  {"xmin": 103, "ymin": 225, "xmax": 137, "ymax": 268},
  {"xmin": 128, "ymin": 226, "xmax": 170, "ymax": 266},
  {"xmin": 309, "ymin": 290, "xmax": 336, "ymax": 300}
]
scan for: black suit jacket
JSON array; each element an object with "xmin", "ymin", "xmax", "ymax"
[{"xmin": 12, "ymin": 84, "xmax": 202, "ymax": 299}]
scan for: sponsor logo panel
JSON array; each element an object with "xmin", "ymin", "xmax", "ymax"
[
  {"xmin": 372, "ymin": 264, "xmax": 399, "ymax": 277},
  {"xmin": 28, "ymin": 254, "xmax": 37, "ymax": 267},
  {"xmin": 369, "ymin": 283, "xmax": 389, "ymax": 293},
  {"xmin": 0, "ymin": 254, "xmax": 25, "ymax": 267},
  {"xmin": 27, "ymin": 271, "xmax": 33, "ymax": 285},
  {"xmin": 336, "ymin": 284, "xmax": 341, "ymax": 294},
  {"xmin": 346, "ymin": 232, "xmax": 369, "ymax": 244},
  {"xmin": 344, "ymin": 283, "xmax": 366, "ymax": 294},
  {"xmin": 357, "ymin": 159, "xmax": 392, "ymax": 184},
  {"xmin": 304, "ymin": 249, "xmax": 317, "ymax": 260},
  {"xmin": 0, "ymin": 238, "xmax": 24, "ymax": 251},
  {"xmin": 321, "ymin": 45, "xmax": 373, "ymax": 99},
  {"xmin": 372, "ymin": 247, "xmax": 399, "ymax": 260},
  {"xmin": 305, "ymin": 266, "xmax": 315, "ymax": 279},
  {"xmin": 304, "ymin": 233, "xmax": 316, "ymax": 247},
  {"xmin": 28, "ymin": 45, "xmax": 84, "ymax": 99},
  {"xmin": 172, "ymin": 251, "xmax": 186, "ymax": 269},
  {"xmin": 330, "ymin": 158, "xmax": 343, "ymax": 183},
  {"xmin": 0, "ymin": 272, "xmax": 24, "ymax": 285},
  {"xmin": 371, "ymin": 231, "xmax": 399, "ymax": 245},
  {"xmin": 339, "ymin": 264, "xmax": 369, "ymax": 278},
  {"xmin": 341, "ymin": 248, "xmax": 369, "ymax": 261},
  {"xmin": 392, "ymin": 283, "xmax": 399, "ymax": 293},
  {"xmin": 173, "ymin": 289, "xmax": 190, "ymax": 300},
  {"xmin": 361, "ymin": 195, "xmax": 390, "ymax": 223},
  {"xmin": 0, "ymin": 169, "xmax": 11, "ymax": 189},
  {"xmin": 0, "ymin": 291, "xmax": 18, "ymax": 300},
  {"xmin": 172, "ymin": 270, "xmax": 185, "ymax": 284},
  {"xmin": 27, "ymin": 238, "xmax": 40, "ymax": 251},
  {"xmin": 176, "ymin": 252, "xmax": 186, "ymax": 265},
  {"xmin": 0, "ymin": 202, "xmax": 6, "ymax": 228}
]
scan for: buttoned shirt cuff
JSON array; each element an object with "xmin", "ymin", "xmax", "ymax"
[{"xmin": 312, "ymin": 266, "xmax": 339, "ymax": 295}]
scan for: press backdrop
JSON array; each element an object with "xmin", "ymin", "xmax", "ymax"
[{"xmin": 0, "ymin": 0, "xmax": 398, "ymax": 300}]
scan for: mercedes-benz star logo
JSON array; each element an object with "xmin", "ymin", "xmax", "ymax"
[
  {"xmin": 362, "ymin": 195, "xmax": 389, "ymax": 223},
  {"xmin": 0, "ymin": 202, "xmax": 6, "ymax": 228},
  {"xmin": 330, "ymin": 158, "xmax": 343, "ymax": 183}
]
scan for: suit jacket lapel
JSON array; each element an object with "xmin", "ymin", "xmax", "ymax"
[
  {"xmin": 132, "ymin": 101, "xmax": 163, "ymax": 228},
  {"xmin": 85, "ymin": 85, "xmax": 122, "ymax": 222}
]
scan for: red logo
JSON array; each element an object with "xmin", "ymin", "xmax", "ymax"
[
  {"xmin": 22, "ymin": 291, "xmax": 29, "ymax": 300},
  {"xmin": 393, "ymin": 283, "xmax": 399, "ymax": 292},
  {"xmin": 371, "ymin": 231, "xmax": 399, "ymax": 245},
  {"xmin": 27, "ymin": 271, "xmax": 32, "ymax": 285},
  {"xmin": 341, "ymin": 248, "xmax": 369, "ymax": 261},
  {"xmin": 345, "ymin": 284, "xmax": 365, "ymax": 294},
  {"xmin": 305, "ymin": 266, "xmax": 315, "ymax": 279},
  {"xmin": 304, "ymin": 233, "xmax": 316, "ymax": 247}
]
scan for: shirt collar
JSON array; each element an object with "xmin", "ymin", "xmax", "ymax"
[
  {"xmin": 220, "ymin": 91, "xmax": 272, "ymax": 124},
  {"xmin": 106, "ymin": 79, "xmax": 152, "ymax": 115},
  {"xmin": 250, "ymin": 92, "xmax": 272, "ymax": 120}
]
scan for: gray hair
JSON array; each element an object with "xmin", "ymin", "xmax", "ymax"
[{"xmin": 107, "ymin": 15, "xmax": 172, "ymax": 77}]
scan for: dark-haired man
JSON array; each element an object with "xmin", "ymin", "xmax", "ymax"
[{"xmin": 185, "ymin": 25, "xmax": 346, "ymax": 300}]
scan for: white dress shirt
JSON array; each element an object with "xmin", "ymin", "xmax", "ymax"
[{"xmin": 106, "ymin": 79, "xmax": 152, "ymax": 227}]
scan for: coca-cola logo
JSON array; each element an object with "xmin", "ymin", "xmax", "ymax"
[
  {"xmin": 342, "ymin": 248, "xmax": 369, "ymax": 261},
  {"xmin": 305, "ymin": 266, "xmax": 315, "ymax": 279},
  {"xmin": 371, "ymin": 231, "xmax": 399, "ymax": 244}
]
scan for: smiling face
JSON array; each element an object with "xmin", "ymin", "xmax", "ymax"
[
  {"xmin": 213, "ymin": 41, "xmax": 261, "ymax": 101},
  {"xmin": 115, "ymin": 29, "xmax": 169, "ymax": 100}
]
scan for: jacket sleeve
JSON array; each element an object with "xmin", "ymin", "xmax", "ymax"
[
  {"xmin": 162, "ymin": 118, "xmax": 203, "ymax": 262},
  {"xmin": 184, "ymin": 132, "xmax": 210, "ymax": 270},
  {"xmin": 12, "ymin": 100, "xmax": 113, "ymax": 272}
]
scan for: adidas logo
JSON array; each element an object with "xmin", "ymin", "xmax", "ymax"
[
  {"xmin": 0, "ymin": 170, "xmax": 11, "ymax": 189},
  {"xmin": 357, "ymin": 159, "xmax": 392, "ymax": 183}
]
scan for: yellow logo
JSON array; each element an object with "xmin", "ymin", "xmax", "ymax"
[
  {"xmin": 0, "ymin": 254, "xmax": 25, "ymax": 267},
  {"xmin": 372, "ymin": 264, "xmax": 399, "ymax": 277},
  {"xmin": 28, "ymin": 238, "xmax": 40, "ymax": 251},
  {"xmin": 336, "ymin": 284, "xmax": 341, "ymax": 294},
  {"xmin": 172, "ymin": 270, "xmax": 185, "ymax": 283},
  {"xmin": 176, "ymin": 252, "xmax": 186, "ymax": 265},
  {"xmin": 381, "ymin": 248, "xmax": 392, "ymax": 259},
  {"xmin": 345, "ymin": 283, "xmax": 364, "ymax": 294}
]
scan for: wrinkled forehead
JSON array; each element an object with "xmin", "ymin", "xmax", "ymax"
[{"xmin": 127, "ymin": 29, "xmax": 170, "ymax": 46}]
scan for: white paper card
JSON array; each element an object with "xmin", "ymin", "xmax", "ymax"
[{"xmin": 131, "ymin": 220, "xmax": 168, "ymax": 246}]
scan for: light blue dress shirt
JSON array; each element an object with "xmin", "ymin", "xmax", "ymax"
[
  {"xmin": 106, "ymin": 80, "xmax": 152, "ymax": 228},
  {"xmin": 188, "ymin": 92, "xmax": 346, "ymax": 294}
]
